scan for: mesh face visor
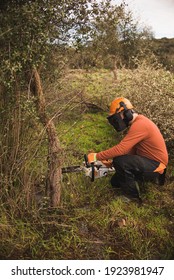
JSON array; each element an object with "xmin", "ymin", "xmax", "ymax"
[{"xmin": 107, "ymin": 113, "xmax": 127, "ymax": 132}]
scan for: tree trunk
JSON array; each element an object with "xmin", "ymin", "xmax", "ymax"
[
  {"xmin": 31, "ymin": 68, "xmax": 62, "ymax": 207},
  {"xmin": 112, "ymin": 56, "xmax": 118, "ymax": 82}
]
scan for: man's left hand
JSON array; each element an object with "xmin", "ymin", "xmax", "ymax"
[{"xmin": 87, "ymin": 153, "xmax": 97, "ymax": 163}]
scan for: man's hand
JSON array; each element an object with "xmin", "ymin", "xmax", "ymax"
[
  {"xmin": 87, "ymin": 153, "xmax": 97, "ymax": 163},
  {"xmin": 101, "ymin": 160, "xmax": 113, "ymax": 168}
]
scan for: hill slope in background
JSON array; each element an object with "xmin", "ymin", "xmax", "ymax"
[{"xmin": 152, "ymin": 38, "xmax": 174, "ymax": 72}]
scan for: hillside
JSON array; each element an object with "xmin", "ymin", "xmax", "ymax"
[{"xmin": 152, "ymin": 38, "xmax": 174, "ymax": 71}]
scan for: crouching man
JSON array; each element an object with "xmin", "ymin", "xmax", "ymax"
[{"xmin": 87, "ymin": 97, "xmax": 168, "ymax": 199}]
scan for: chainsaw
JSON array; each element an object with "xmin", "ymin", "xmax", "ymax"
[{"xmin": 62, "ymin": 155, "xmax": 115, "ymax": 182}]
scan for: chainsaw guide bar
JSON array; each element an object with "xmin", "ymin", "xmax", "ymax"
[
  {"xmin": 62, "ymin": 155, "xmax": 115, "ymax": 182},
  {"xmin": 62, "ymin": 166, "xmax": 82, "ymax": 173}
]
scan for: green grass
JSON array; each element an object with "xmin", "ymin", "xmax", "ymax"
[{"xmin": 58, "ymin": 112, "xmax": 120, "ymax": 164}]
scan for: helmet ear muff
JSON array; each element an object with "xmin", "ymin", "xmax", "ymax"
[{"xmin": 119, "ymin": 101, "xmax": 133, "ymax": 122}]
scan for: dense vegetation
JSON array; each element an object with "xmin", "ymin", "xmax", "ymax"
[
  {"xmin": 0, "ymin": 67, "xmax": 174, "ymax": 260},
  {"xmin": 0, "ymin": 0, "xmax": 174, "ymax": 259}
]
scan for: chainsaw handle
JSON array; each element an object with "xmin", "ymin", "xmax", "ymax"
[
  {"xmin": 84, "ymin": 154, "xmax": 89, "ymax": 167},
  {"xmin": 84, "ymin": 154, "xmax": 95, "ymax": 182}
]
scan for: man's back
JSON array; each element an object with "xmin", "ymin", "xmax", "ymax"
[{"xmin": 128, "ymin": 115, "xmax": 168, "ymax": 165}]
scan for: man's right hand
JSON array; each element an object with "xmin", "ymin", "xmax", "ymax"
[{"xmin": 101, "ymin": 160, "xmax": 113, "ymax": 168}]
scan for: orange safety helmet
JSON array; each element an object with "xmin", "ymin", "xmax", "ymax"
[{"xmin": 109, "ymin": 97, "xmax": 133, "ymax": 116}]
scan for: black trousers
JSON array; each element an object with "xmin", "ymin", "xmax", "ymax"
[{"xmin": 111, "ymin": 155, "xmax": 162, "ymax": 198}]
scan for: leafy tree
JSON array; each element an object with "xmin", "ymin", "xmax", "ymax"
[
  {"xmin": 0, "ymin": 0, "xmax": 94, "ymax": 206},
  {"xmin": 118, "ymin": 9, "xmax": 154, "ymax": 67},
  {"xmin": 70, "ymin": 0, "xmax": 154, "ymax": 69}
]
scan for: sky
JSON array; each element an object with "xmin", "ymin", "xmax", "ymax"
[{"xmin": 112, "ymin": 0, "xmax": 174, "ymax": 38}]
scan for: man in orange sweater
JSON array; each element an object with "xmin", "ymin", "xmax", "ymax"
[{"xmin": 87, "ymin": 97, "xmax": 168, "ymax": 199}]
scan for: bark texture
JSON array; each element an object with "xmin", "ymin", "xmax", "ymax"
[{"xmin": 31, "ymin": 68, "xmax": 62, "ymax": 207}]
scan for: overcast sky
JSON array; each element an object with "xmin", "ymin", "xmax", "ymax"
[{"xmin": 112, "ymin": 0, "xmax": 174, "ymax": 38}]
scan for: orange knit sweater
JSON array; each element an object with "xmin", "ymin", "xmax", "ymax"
[{"xmin": 97, "ymin": 115, "xmax": 168, "ymax": 167}]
